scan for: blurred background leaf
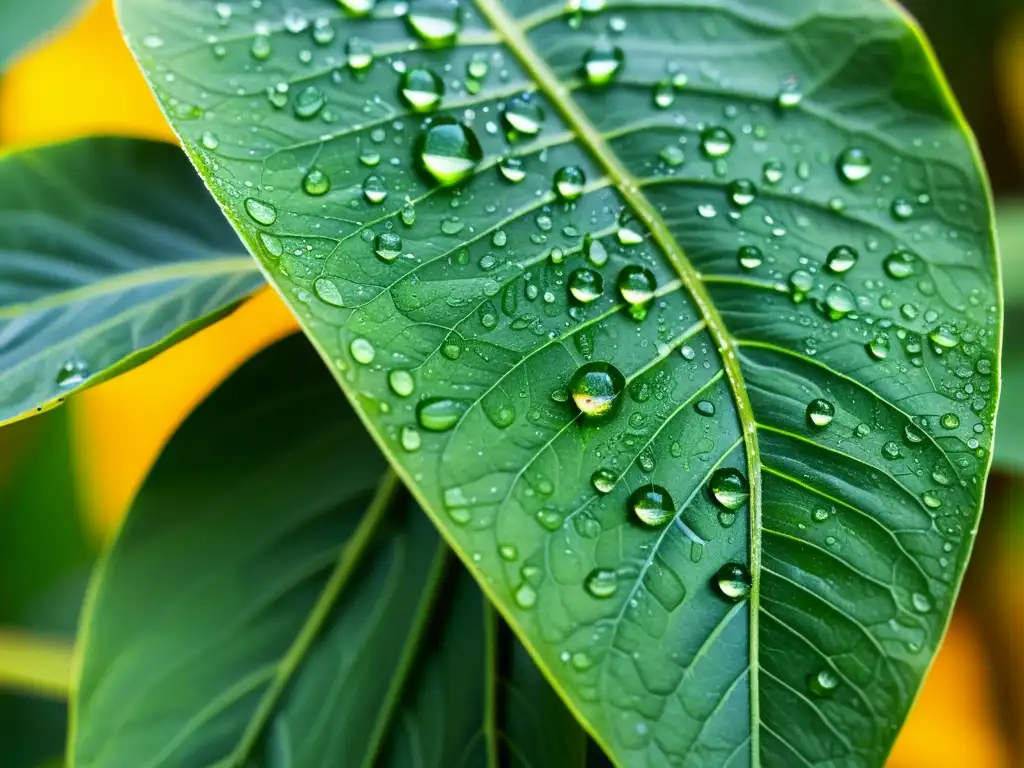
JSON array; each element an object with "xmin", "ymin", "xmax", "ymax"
[{"xmin": 0, "ymin": 0, "xmax": 84, "ymax": 70}]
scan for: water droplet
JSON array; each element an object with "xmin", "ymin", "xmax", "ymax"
[
  {"xmin": 406, "ymin": 0, "xmax": 463, "ymax": 47},
  {"xmin": 629, "ymin": 485, "xmax": 675, "ymax": 527},
  {"xmin": 837, "ymin": 147, "xmax": 872, "ymax": 183},
  {"xmin": 416, "ymin": 118, "xmax": 482, "ymax": 186},
  {"xmin": 399, "ymin": 67, "xmax": 444, "ymax": 112},
  {"xmin": 652, "ymin": 79, "xmax": 675, "ymax": 108},
  {"xmin": 251, "ymin": 34, "xmax": 272, "ymax": 59},
  {"xmin": 498, "ymin": 155, "xmax": 526, "ymax": 183},
  {"xmin": 312, "ymin": 18, "xmax": 335, "ymax": 45},
  {"xmin": 570, "ymin": 361, "xmax": 625, "ymax": 417},
  {"xmin": 694, "ymin": 400, "xmax": 715, "ymax": 417},
  {"xmin": 582, "ymin": 40, "xmax": 624, "ymax": 86},
  {"xmin": 728, "ymin": 179, "xmax": 756, "ymax": 207},
  {"xmin": 584, "ymin": 568, "xmax": 618, "ymax": 598},
  {"xmin": 788, "ymin": 269, "xmax": 814, "ymax": 301},
  {"xmin": 911, "ymin": 592, "xmax": 932, "ymax": 613},
  {"xmin": 55, "ymin": 359, "xmax": 89, "ymax": 389},
  {"xmin": 362, "ymin": 174, "xmax": 388, "ymax": 204},
  {"xmin": 499, "ymin": 544, "xmax": 518, "ymax": 561},
  {"xmin": 709, "ymin": 467, "xmax": 748, "ymax": 510},
  {"xmin": 808, "ymin": 668, "xmax": 839, "ymax": 697},
  {"xmin": 302, "ymin": 168, "xmax": 330, "ymax": 196},
  {"xmin": 339, "ymin": 0, "xmax": 375, "ymax": 14},
  {"xmin": 374, "ymin": 232, "xmax": 403, "ymax": 262},
  {"xmin": 568, "ymin": 268, "xmax": 604, "ymax": 303},
  {"xmin": 350, "ymin": 337, "xmax": 375, "ymax": 364},
  {"xmin": 553, "ymin": 165, "xmax": 586, "ymax": 201},
  {"xmin": 244, "ymin": 198, "xmax": 277, "ymax": 226},
  {"xmin": 762, "ymin": 159, "xmax": 784, "ymax": 185},
  {"xmin": 345, "ymin": 37, "xmax": 374, "ymax": 70},
  {"xmin": 400, "ymin": 425, "xmax": 422, "ymax": 452},
  {"xmin": 776, "ymin": 80, "xmax": 803, "ymax": 108},
  {"xmin": 940, "ymin": 413, "xmax": 960, "ymax": 430},
  {"xmin": 617, "ymin": 265, "xmax": 657, "ymax": 319},
  {"xmin": 585, "ymin": 236, "xmax": 608, "ymax": 267},
  {"xmin": 659, "ymin": 144, "xmax": 685, "ymax": 166},
  {"xmin": 929, "ymin": 324, "xmax": 959, "ymax": 349},
  {"xmin": 200, "ymin": 131, "xmax": 220, "ymax": 150},
  {"xmin": 813, "ymin": 507, "xmax": 830, "ymax": 523},
  {"xmin": 891, "ymin": 198, "xmax": 914, "ymax": 221},
  {"xmin": 417, "ymin": 397, "xmax": 470, "ymax": 431},
  {"xmin": 388, "ymin": 369, "xmax": 415, "ymax": 397},
  {"xmin": 825, "ymin": 245, "xmax": 858, "ymax": 274},
  {"xmin": 738, "ymin": 245, "xmax": 763, "ymax": 270},
  {"xmin": 922, "ymin": 492, "xmax": 942, "ymax": 510},
  {"xmin": 866, "ymin": 333, "xmax": 890, "ymax": 360},
  {"xmin": 713, "ymin": 563, "xmax": 751, "ymax": 602},
  {"xmin": 823, "ymin": 284, "xmax": 856, "ymax": 320},
  {"xmin": 882, "ymin": 440, "xmax": 902, "ymax": 460},
  {"xmin": 293, "ymin": 85, "xmax": 326, "ymax": 119},
  {"xmin": 591, "ymin": 468, "xmax": 616, "ymax": 494},
  {"xmin": 806, "ymin": 398, "xmax": 835, "ymax": 428},
  {"xmin": 883, "ymin": 249, "xmax": 919, "ymax": 280},
  {"xmin": 502, "ymin": 95, "xmax": 544, "ymax": 136},
  {"xmin": 701, "ymin": 126, "xmax": 734, "ymax": 158}
]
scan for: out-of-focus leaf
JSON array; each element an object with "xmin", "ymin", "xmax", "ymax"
[
  {"xmin": 999, "ymin": 202, "xmax": 1024, "ymax": 304},
  {"xmin": 0, "ymin": 0, "xmax": 83, "ymax": 69},
  {"xmin": 0, "ymin": 629, "xmax": 73, "ymax": 699},
  {"xmin": 120, "ymin": 0, "xmax": 1001, "ymax": 764},
  {"xmin": 71, "ymin": 335, "xmax": 588, "ymax": 768},
  {"xmin": 0, "ymin": 137, "xmax": 263, "ymax": 426}
]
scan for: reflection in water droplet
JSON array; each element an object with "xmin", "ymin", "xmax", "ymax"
[
  {"xmin": 498, "ymin": 156, "xmax": 526, "ymax": 183},
  {"xmin": 825, "ymin": 245, "xmax": 858, "ymax": 274},
  {"xmin": 584, "ymin": 568, "xmax": 618, "ymax": 598},
  {"xmin": 302, "ymin": 168, "xmax": 330, "ymax": 196},
  {"xmin": 388, "ymin": 369, "xmax": 415, "ymax": 397},
  {"xmin": 728, "ymin": 179, "xmax": 756, "ymax": 207},
  {"xmin": 553, "ymin": 165, "xmax": 586, "ymax": 201},
  {"xmin": 244, "ymin": 198, "xmax": 277, "ymax": 226},
  {"xmin": 837, "ymin": 147, "xmax": 872, "ymax": 183},
  {"xmin": 570, "ymin": 362, "xmax": 625, "ymax": 417},
  {"xmin": 629, "ymin": 485, "xmax": 675, "ymax": 527},
  {"xmin": 374, "ymin": 232, "xmax": 403, "ymax": 262},
  {"xmin": 713, "ymin": 563, "xmax": 751, "ymax": 601},
  {"xmin": 738, "ymin": 245, "xmax": 763, "ymax": 270},
  {"xmin": 350, "ymin": 337, "xmax": 375, "ymax": 364},
  {"xmin": 617, "ymin": 266, "xmax": 657, "ymax": 320},
  {"xmin": 293, "ymin": 85, "xmax": 327, "ymax": 119},
  {"xmin": 806, "ymin": 398, "xmax": 835, "ymax": 428},
  {"xmin": 406, "ymin": 0, "xmax": 463, "ymax": 46},
  {"xmin": 591, "ymin": 468, "xmax": 616, "ymax": 494},
  {"xmin": 362, "ymin": 175, "xmax": 388, "ymax": 204},
  {"xmin": 569, "ymin": 268, "xmax": 604, "ymax": 303},
  {"xmin": 808, "ymin": 669, "xmax": 840, "ymax": 697},
  {"xmin": 701, "ymin": 126, "xmax": 734, "ymax": 158},
  {"xmin": 884, "ymin": 249, "xmax": 919, "ymax": 280},
  {"xmin": 56, "ymin": 360, "xmax": 90, "ymax": 390},
  {"xmin": 709, "ymin": 468, "xmax": 749, "ymax": 510},
  {"xmin": 416, "ymin": 118, "xmax": 483, "ymax": 186},
  {"xmin": 582, "ymin": 40, "xmax": 624, "ymax": 85},
  {"xmin": 345, "ymin": 37, "xmax": 374, "ymax": 70},
  {"xmin": 399, "ymin": 67, "xmax": 444, "ymax": 112},
  {"xmin": 502, "ymin": 95, "xmax": 545, "ymax": 136}
]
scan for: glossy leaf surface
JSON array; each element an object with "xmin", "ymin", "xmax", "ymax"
[
  {"xmin": 118, "ymin": 1, "xmax": 1001, "ymax": 765},
  {"xmin": 0, "ymin": 0, "xmax": 83, "ymax": 68},
  {"xmin": 0, "ymin": 138, "xmax": 263, "ymax": 425},
  {"xmin": 71, "ymin": 335, "xmax": 588, "ymax": 768}
]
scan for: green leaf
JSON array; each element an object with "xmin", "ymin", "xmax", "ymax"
[
  {"xmin": 117, "ymin": 1, "xmax": 1001, "ymax": 765},
  {"xmin": 71, "ymin": 334, "xmax": 588, "ymax": 768},
  {"xmin": 0, "ymin": 137, "xmax": 264, "ymax": 426},
  {"xmin": 0, "ymin": 0, "xmax": 83, "ymax": 68},
  {"xmin": 999, "ymin": 201, "xmax": 1024, "ymax": 305}
]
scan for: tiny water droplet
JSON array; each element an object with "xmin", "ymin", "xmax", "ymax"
[
  {"xmin": 293, "ymin": 85, "xmax": 326, "ymax": 119},
  {"xmin": 738, "ymin": 245, "xmax": 763, "ymax": 270},
  {"xmin": 345, "ymin": 37, "xmax": 374, "ymax": 70},
  {"xmin": 388, "ymin": 369, "xmax": 415, "ymax": 397},
  {"xmin": 400, "ymin": 425, "xmax": 422, "ymax": 452},
  {"xmin": 808, "ymin": 668, "xmax": 839, "ymax": 697},
  {"xmin": 362, "ymin": 174, "xmax": 388, "ymax": 204},
  {"xmin": 728, "ymin": 179, "xmax": 755, "ymax": 207},
  {"xmin": 498, "ymin": 155, "xmax": 526, "ymax": 183},
  {"xmin": 866, "ymin": 333, "xmax": 890, "ymax": 360},
  {"xmin": 940, "ymin": 413, "xmax": 960, "ymax": 430},
  {"xmin": 56, "ymin": 360, "xmax": 90, "ymax": 389},
  {"xmin": 585, "ymin": 236, "xmax": 608, "ymax": 267},
  {"xmin": 884, "ymin": 249, "xmax": 919, "ymax": 280},
  {"xmin": 694, "ymin": 400, "xmax": 715, "ymax": 417},
  {"xmin": 502, "ymin": 95, "xmax": 545, "ymax": 136},
  {"xmin": 823, "ymin": 284, "xmax": 856, "ymax": 320},
  {"xmin": 837, "ymin": 147, "xmax": 872, "ymax": 183},
  {"xmin": 514, "ymin": 582, "xmax": 537, "ymax": 608},
  {"xmin": 617, "ymin": 265, "xmax": 656, "ymax": 319},
  {"xmin": 374, "ymin": 231, "xmax": 403, "ymax": 262}
]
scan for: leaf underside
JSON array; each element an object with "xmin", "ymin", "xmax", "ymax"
[
  {"xmin": 0, "ymin": 138, "xmax": 263, "ymax": 425},
  {"xmin": 118, "ymin": 1, "xmax": 1000, "ymax": 765},
  {"xmin": 71, "ymin": 335, "xmax": 590, "ymax": 768}
]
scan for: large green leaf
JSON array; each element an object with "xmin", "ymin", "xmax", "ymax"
[
  {"xmin": 0, "ymin": 0, "xmax": 83, "ymax": 69},
  {"xmin": 999, "ymin": 201, "xmax": 1024, "ymax": 305},
  {"xmin": 0, "ymin": 137, "xmax": 264, "ymax": 426},
  {"xmin": 118, "ymin": 1, "xmax": 1001, "ymax": 765},
  {"xmin": 71, "ymin": 334, "xmax": 588, "ymax": 768}
]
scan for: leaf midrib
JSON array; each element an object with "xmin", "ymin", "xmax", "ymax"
[{"xmin": 469, "ymin": 0, "xmax": 764, "ymax": 760}]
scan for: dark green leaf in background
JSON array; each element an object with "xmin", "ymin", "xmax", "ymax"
[
  {"xmin": 0, "ymin": 0, "xmax": 83, "ymax": 69},
  {"xmin": 71, "ymin": 335, "xmax": 588, "ymax": 768},
  {"xmin": 0, "ymin": 137, "xmax": 264, "ymax": 426},
  {"xmin": 117, "ymin": 0, "xmax": 1002, "ymax": 765}
]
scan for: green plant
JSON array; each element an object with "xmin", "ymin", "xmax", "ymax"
[{"xmin": 0, "ymin": 0, "xmax": 1002, "ymax": 766}]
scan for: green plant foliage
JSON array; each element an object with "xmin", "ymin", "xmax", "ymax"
[
  {"xmin": 70, "ymin": 335, "xmax": 588, "ymax": 768},
  {"xmin": 0, "ymin": 0, "xmax": 83, "ymax": 68},
  {"xmin": 118, "ymin": 0, "xmax": 1001, "ymax": 764},
  {"xmin": 0, "ymin": 138, "xmax": 264, "ymax": 426},
  {"xmin": 999, "ymin": 201, "xmax": 1024, "ymax": 305}
]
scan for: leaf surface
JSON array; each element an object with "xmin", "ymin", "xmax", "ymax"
[
  {"xmin": 71, "ymin": 334, "xmax": 587, "ymax": 768},
  {"xmin": 0, "ymin": 138, "xmax": 264, "ymax": 425},
  {"xmin": 0, "ymin": 0, "xmax": 83, "ymax": 68},
  {"xmin": 117, "ymin": 2, "xmax": 1001, "ymax": 765}
]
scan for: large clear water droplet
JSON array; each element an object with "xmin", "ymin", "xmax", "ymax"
[
  {"xmin": 584, "ymin": 567, "xmax": 618, "ymax": 598},
  {"xmin": 553, "ymin": 165, "xmax": 586, "ymax": 201},
  {"xmin": 388, "ymin": 369, "xmax": 415, "ymax": 397},
  {"xmin": 728, "ymin": 179, "xmax": 755, "ymax": 206},
  {"xmin": 883, "ymin": 249, "xmax": 919, "ymax": 280},
  {"xmin": 244, "ymin": 198, "xmax": 277, "ymax": 226},
  {"xmin": 713, "ymin": 563, "xmax": 751, "ymax": 602},
  {"xmin": 591, "ymin": 468, "xmax": 616, "ymax": 494},
  {"xmin": 56, "ymin": 359, "xmax": 90, "ymax": 390},
  {"xmin": 806, "ymin": 398, "xmax": 835, "ymax": 428},
  {"xmin": 498, "ymin": 156, "xmax": 526, "ymax": 183},
  {"xmin": 569, "ymin": 268, "xmax": 604, "ymax": 303},
  {"xmin": 303, "ymin": 168, "xmax": 330, "ymax": 196},
  {"xmin": 837, "ymin": 147, "xmax": 872, "ymax": 183},
  {"xmin": 569, "ymin": 361, "xmax": 625, "ymax": 417},
  {"xmin": 417, "ymin": 397, "xmax": 470, "ymax": 431},
  {"xmin": 738, "ymin": 245, "xmax": 763, "ymax": 270},
  {"xmin": 701, "ymin": 126, "xmax": 734, "ymax": 158},
  {"xmin": 808, "ymin": 668, "xmax": 839, "ymax": 697},
  {"xmin": 406, "ymin": 0, "xmax": 463, "ymax": 46},
  {"xmin": 350, "ymin": 337, "xmax": 375, "ymax": 364},
  {"xmin": 374, "ymin": 232, "xmax": 403, "ymax": 262},
  {"xmin": 399, "ymin": 67, "xmax": 444, "ymax": 112},
  {"xmin": 629, "ymin": 485, "xmax": 675, "ymax": 527},
  {"xmin": 582, "ymin": 40, "xmax": 624, "ymax": 86},
  {"xmin": 823, "ymin": 284, "xmax": 856, "ymax": 320},
  {"xmin": 709, "ymin": 467, "xmax": 748, "ymax": 510},
  {"xmin": 293, "ymin": 85, "xmax": 326, "ymax": 119},
  {"xmin": 825, "ymin": 245, "xmax": 858, "ymax": 274},
  {"xmin": 362, "ymin": 174, "xmax": 388, "ymax": 204},
  {"xmin": 502, "ymin": 95, "xmax": 545, "ymax": 136},
  {"xmin": 415, "ymin": 118, "xmax": 483, "ymax": 186},
  {"xmin": 617, "ymin": 265, "xmax": 656, "ymax": 320}
]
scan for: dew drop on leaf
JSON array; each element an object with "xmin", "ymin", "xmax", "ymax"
[
  {"xmin": 417, "ymin": 397, "xmax": 470, "ymax": 431},
  {"xmin": 399, "ymin": 67, "xmax": 444, "ymax": 112},
  {"xmin": 498, "ymin": 156, "xmax": 526, "ymax": 183},
  {"xmin": 823, "ymin": 284, "xmax": 856, "ymax": 320},
  {"xmin": 709, "ymin": 467, "xmax": 749, "ymax": 510},
  {"xmin": 415, "ymin": 119, "xmax": 483, "ymax": 186},
  {"xmin": 362, "ymin": 174, "xmax": 388, "ymax": 204},
  {"xmin": 808, "ymin": 668, "xmax": 840, "ymax": 697},
  {"xmin": 700, "ymin": 126, "xmax": 734, "ymax": 158},
  {"xmin": 374, "ymin": 232, "xmax": 403, "ymax": 262},
  {"xmin": 728, "ymin": 179, "xmax": 756, "ymax": 207},
  {"xmin": 568, "ymin": 268, "xmax": 604, "ymax": 303},
  {"xmin": 617, "ymin": 265, "xmax": 657, "ymax": 319},
  {"xmin": 553, "ymin": 165, "xmax": 586, "ymax": 201},
  {"xmin": 293, "ymin": 85, "xmax": 326, "ymax": 119},
  {"xmin": 56, "ymin": 360, "xmax": 90, "ymax": 390},
  {"xmin": 345, "ymin": 37, "xmax": 374, "ymax": 70},
  {"xmin": 713, "ymin": 563, "xmax": 751, "ymax": 602},
  {"xmin": 825, "ymin": 245, "xmax": 858, "ymax": 274},
  {"xmin": 244, "ymin": 198, "xmax": 277, "ymax": 226},
  {"xmin": 405, "ymin": 0, "xmax": 463, "ymax": 47},
  {"xmin": 629, "ymin": 485, "xmax": 675, "ymax": 527},
  {"xmin": 400, "ymin": 425, "xmax": 422, "ymax": 452},
  {"xmin": 836, "ymin": 147, "xmax": 872, "ymax": 183},
  {"xmin": 694, "ymin": 400, "xmax": 715, "ymax": 417},
  {"xmin": 302, "ymin": 168, "xmax": 330, "ymax": 196},
  {"xmin": 591, "ymin": 468, "xmax": 616, "ymax": 494},
  {"xmin": 884, "ymin": 249, "xmax": 919, "ymax": 280},
  {"xmin": 388, "ymin": 369, "xmax": 415, "ymax": 397},
  {"xmin": 569, "ymin": 361, "xmax": 625, "ymax": 417},
  {"xmin": 806, "ymin": 398, "xmax": 835, "ymax": 428},
  {"xmin": 738, "ymin": 245, "xmax": 763, "ymax": 270},
  {"xmin": 502, "ymin": 95, "xmax": 545, "ymax": 136},
  {"xmin": 584, "ymin": 567, "xmax": 618, "ymax": 598},
  {"xmin": 582, "ymin": 39, "xmax": 624, "ymax": 86}
]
